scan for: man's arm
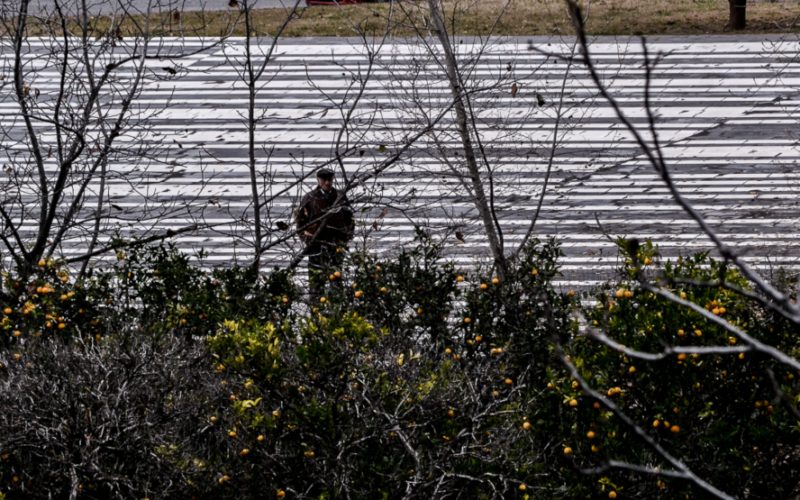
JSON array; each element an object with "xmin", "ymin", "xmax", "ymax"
[{"xmin": 296, "ymin": 193, "xmax": 313, "ymax": 243}]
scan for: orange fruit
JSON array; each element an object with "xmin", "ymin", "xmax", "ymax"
[
  {"xmin": 277, "ymin": 491, "xmax": 286, "ymax": 498},
  {"xmin": 615, "ymin": 289, "xmax": 624, "ymax": 298},
  {"xmin": 653, "ymin": 420, "xmax": 660, "ymax": 427},
  {"xmin": 480, "ymin": 284, "xmax": 487, "ymax": 290},
  {"xmin": 474, "ymin": 336, "xmax": 481, "ymax": 341},
  {"xmin": 531, "ymin": 269, "xmax": 538, "ymax": 275},
  {"xmin": 523, "ymin": 422, "xmax": 531, "ymax": 430},
  {"xmin": 3, "ymin": 308, "xmax": 11, "ymax": 315},
  {"xmin": 13, "ymin": 331, "xmax": 20, "ymax": 337},
  {"xmin": 380, "ymin": 287, "xmax": 387, "ymax": 292},
  {"xmin": 593, "ymin": 402, "xmax": 600, "ymax": 409},
  {"xmin": 229, "ymin": 431, "xmax": 237, "ymax": 437},
  {"xmin": 670, "ymin": 425, "xmax": 680, "ymax": 434},
  {"xmin": 519, "ymin": 484, "xmax": 526, "ymax": 491},
  {"xmin": 492, "ymin": 278, "xmax": 499, "ymax": 284},
  {"xmin": 38, "ymin": 260, "xmax": 46, "ymax": 266},
  {"xmin": 417, "ymin": 308, "xmax": 423, "ymax": 314},
  {"xmin": 329, "ymin": 274, "xmax": 336, "ymax": 280},
  {"xmin": 464, "ymin": 318, "xmax": 471, "ymax": 324},
  {"xmin": 563, "ymin": 447, "xmax": 572, "ymax": 454},
  {"xmin": 320, "ymin": 297, "xmax": 327, "ymax": 303},
  {"xmin": 457, "ymin": 276, "xmax": 464, "ymax": 282},
  {"xmin": 629, "ymin": 366, "xmax": 636, "ymax": 373},
  {"xmin": 355, "ymin": 291, "xmax": 362, "ymax": 298},
  {"xmin": 58, "ymin": 323, "xmax": 66, "ymax": 329},
  {"xmin": 568, "ymin": 290, "xmax": 575, "ymax": 296},
  {"xmin": 258, "ymin": 435, "xmax": 264, "ymax": 441},
  {"xmin": 609, "ymin": 492, "xmax": 617, "ymax": 499},
  {"xmin": 505, "ymin": 378, "xmax": 513, "ymax": 385},
  {"xmin": 587, "ymin": 431, "xmax": 595, "ymax": 439},
  {"xmin": 569, "ymin": 399, "xmax": 578, "ymax": 407},
  {"xmin": 334, "ymin": 271, "xmax": 341, "ymax": 278}
]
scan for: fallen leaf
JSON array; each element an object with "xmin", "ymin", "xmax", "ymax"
[
  {"xmin": 372, "ymin": 221, "xmax": 378, "ymax": 230},
  {"xmin": 378, "ymin": 208, "xmax": 388, "ymax": 219},
  {"xmin": 172, "ymin": 9, "xmax": 181, "ymax": 22},
  {"xmin": 111, "ymin": 204, "xmax": 123, "ymax": 211},
  {"xmin": 173, "ymin": 139, "xmax": 182, "ymax": 149},
  {"xmin": 379, "ymin": 145, "xmax": 387, "ymax": 153},
  {"xmin": 536, "ymin": 93, "xmax": 546, "ymax": 106},
  {"xmin": 455, "ymin": 231, "xmax": 465, "ymax": 243},
  {"xmin": 511, "ymin": 82, "xmax": 518, "ymax": 98},
  {"xmin": 163, "ymin": 67, "xmax": 177, "ymax": 75},
  {"xmin": 320, "ymin": 109, "xmax": 328, "ymax": 118},
  {"xmin": 229, "ymin": 0, "xmax": 239, "ymax": 6},
  {"xmin": 276, "ymin": 221, "xmax": 289, "ymax": 230}
]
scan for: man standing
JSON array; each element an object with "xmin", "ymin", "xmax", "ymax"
[{"xmin": 296, "ymin": 168, "xmax": 354, "ymax": 302}]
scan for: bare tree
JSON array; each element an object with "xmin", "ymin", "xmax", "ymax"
[
  {"xmin": 0, "ymin": 0, "xmax": 234, "ymax": 280},
  {"xmin": 534, "ymin": 2, "xmax": 800, "ymax": 498}
]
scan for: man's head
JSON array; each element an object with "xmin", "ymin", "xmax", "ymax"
[{"xmin": 317, "ymin": 169, "xmax": 334, "ymax": 191}]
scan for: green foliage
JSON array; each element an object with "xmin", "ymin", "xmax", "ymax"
[
  {"xmin": 208, "ymin": 319, "xmax": 284, "ymax": 380},
  {"xmin": 2, "ymin": 236, "xmax": 799, "ymax": 499}
]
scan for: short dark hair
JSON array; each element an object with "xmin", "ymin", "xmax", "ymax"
[{"xmin": 317, "ymin": 168, "xmax": 334, "ymax": 180}]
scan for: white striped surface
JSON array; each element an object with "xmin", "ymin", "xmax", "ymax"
[{"xmin": 2, "ymin": 36, "xmax": 800, "ymax": 287}]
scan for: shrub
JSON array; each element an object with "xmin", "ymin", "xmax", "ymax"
[{"xmin": 1, "ymin": 235, "xmax": 798, "ymax": 499}]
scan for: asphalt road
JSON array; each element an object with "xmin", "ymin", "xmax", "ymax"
[{"xmin": 3, "ymin": 35, "xmax": 800, "ymax": 287}]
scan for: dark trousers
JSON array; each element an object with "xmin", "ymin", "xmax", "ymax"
[{"xmin": 307, "ymin": 243, "xmax": 344, "ymax": 303}]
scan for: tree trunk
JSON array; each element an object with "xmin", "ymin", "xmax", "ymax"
[
  {"xmin": 426, "ymin": 0, "xmax": 508, "ymax": 280},
  {"xmin": 729, "ymin": 0, "xmax": 746, "ymax": 30}
]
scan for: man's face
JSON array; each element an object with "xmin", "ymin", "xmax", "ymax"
[{"xmin": 317, "ymin": 176, "xmax": 334, "ymax": 191}]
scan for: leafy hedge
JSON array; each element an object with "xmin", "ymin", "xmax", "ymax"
[{"xmin": 0, "ymin": 233, "xmax": 798, "ymax": 499}]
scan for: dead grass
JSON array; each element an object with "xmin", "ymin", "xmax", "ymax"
[{"xmin": 15, "ymin": 0, "xmax": 800, "ymax": 38}]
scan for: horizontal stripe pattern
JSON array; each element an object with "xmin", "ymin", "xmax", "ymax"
[{"xmin": 2, "ymin": 37, "xmax": 799, "ymax": 287}]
